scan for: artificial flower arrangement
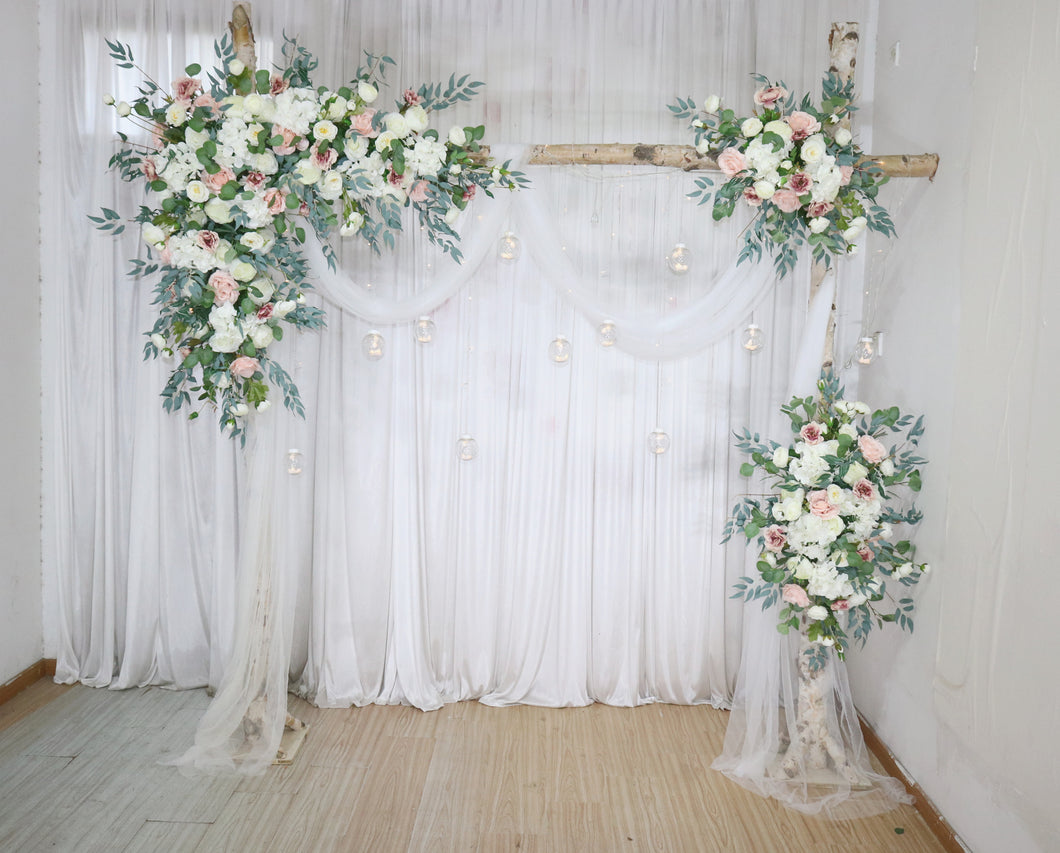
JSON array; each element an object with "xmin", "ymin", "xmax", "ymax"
[
  {"xmin": 722, "ymin": 371, "xmax": 928, "ymax": 662},
  {"xmin": 669, "ymin": 74, "xmax": 895, "ymax": 278},
  {"xmin": 93, "ymin": 33, "xmax": 526, "ymax": 442}
]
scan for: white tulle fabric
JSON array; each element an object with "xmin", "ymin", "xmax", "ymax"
[{"xmin": 39, "ymin": 0, "xmax": 895, "ymax": 804}]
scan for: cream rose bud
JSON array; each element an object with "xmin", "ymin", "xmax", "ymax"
[
  {"xmin": 141, "ymin": 223, "xmax": 166, "ymax": 246},
  {"xmin": 313, "ymin": 119, "xmax": 338, "ymax": 141},
  {"xmin": 103, "ymin": 94, "xmax": 116, "ymax": 106},
  {"xmin": 249, "ymin": 324, "xmax": 275, "ymax": 348},
  {"xmin": 240, "ymin": 231, "xmax": 266, "ymax": 251},
  {"xmin": 921, "ymin": 563, "xmax": 931, "ymax": 574},
  {"xmin": 807, "ymin": 605, "xmax": 829, "ymax": 621},
  {"xmin": 879, "ymin": 458, "xmax": 895, "ymax": 477},
  {"xmin": 843, "ymin": 461, "xmax": 869, "ymax": 486},
  {"xmin": 150, "ymin": 333, "xmax": 167, "ymax": 349},
  {"xmin": 257, "ymin": 400, "xmax": 272, "ymax": 413},
  {"xmin": 444, "ymin": 206, "xmax": 461, "ymax": 225},
  {"xmin": 752, "ymin": 180, "xmax": 776, "ymax": 200},
  {"xmin": 848, "ymin": 592, "xmax": 868, "ymax": 607},
  {"xmin": 186, "ymin": 180, "xmax": 210, "ymax": 203},
  {"xmin": 242, "ymin": 93, "xmax": 265, "ymax": 116},
  {"xmin": 847, "ymin": 244, "xmax": 860, "ymax": 256},
  {"xmin": 695, "ymin": 138, "xmax": 710, "ymax": 155},
  {"xmin": 326, "ymin": 96, "xmax": 348, "ymax": 120},
  {"xmin": 834, "ymin": 127, "xmax": 853, "ymax": 146},
  {"xmin": 215, "ymin": 373, "xmax": 232, "ymax": 389},
  {"xmin": 231, "ymin": 403, "xmax": 250, "ymax": 417},
  {"xmin": 843, "ymin": 215, "xmax": 868, "ymax": 241},
  {"xmin": 404, "ymin": 104, "xmax": 429, "ymax": 134},
  {"xmin": 116, "ymin": 101, "xmax": 132, "ymax": 117},
  {"xmin": 272, "ymin": 300, "xmax": 297, "ymax": 319},
  {"xmin": 205, "ymin": 198, "xmax": 235, "ymax": 224},
  {"xmin": 184, "ymin": 128, "xmax": 210, "ymax": 151},
  {"xmin": 741, "ymin": 117, "xmax": 763, "ymax": 137},
  {"xmin": 448, "ymin": 126, "xmax": 466, "ymax": 146},
  {"xmin": 230, "ymin": 261, "xmax": 257, "ymax": 282},
  {"xmin": 808, "ymin": 217, "xmax": 829, "ymax": 234},
  {"xmin": 384, "ymin": 112, "xmax": 410, "ymax": 138},
  {"xmin": 165, "ymin": 103, "xmax": 187, "ymax": 126},
  {"xmin": 703, "ymin": 94, "xmax": 721, "ymax": 113},
  {"xmin": 295, "ymin": 160, "xmax": 323, "ymax": 185},
  {"xmin": 357, "ymin": 81, "xmax": 378, "ymax": 103},
  {"xmin": 340, "ymin": 211, "xmax": 365, "ymax": 235},
  {"xmin": 772, "ymin": 446, "xmax": 789, "ymax": 468},
  {"xmin": 692, "ymin": 119, "xmax": 705, "ymax": 129},
  {"xmin": 819, "ymin": 637, "xmax": 835, "ymax": 647},
  {"xmin": 228, "ymin": 59, "xmax": 245, "ymax": 76},
  {"xmin": 839, "ymin": 423, "xmax": 858, "ymax": 439},
  {"xmin": 762, "ymin": 119, "xmax": 793, "ymax": 143},
  {"xmin": 248, "ymin": 278, "xmax": 275, "ymax": 305}
]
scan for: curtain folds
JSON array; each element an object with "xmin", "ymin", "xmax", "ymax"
[{"xmin": 41, "ymin": 0, "xmax": 873, "ymax": 711}]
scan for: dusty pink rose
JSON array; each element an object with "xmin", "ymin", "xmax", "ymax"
[
  {"xmin": 462, "ymin": 185, "xmax": 478, "ymax": 202},
  {"xmin": 271, "ymin": 125, "xmax": 301, "ymax": 155},
  {"xmin": 298, "ymin": 201, "xmax": 310, "ymax": 216},
  {"xmin": 782, "ymin": 584, "xmax": 810, "ymax": 608},
  {"xmin": 196, "ymin": 230, "xmax": 220, "ymax": 251},
  {"xmin": 716, "ymin": 147, "xmax": 747, "ymax": 177},
  {"xmin": 243, "ymin": 171, "xmax": 267, "ymax": 191},
  {"xmin": 312, "ymin": 143, "xmax": 338, "ymax": 170},
  {"xmin": 786, "ymin": 110, "xmax": 821, "ymax": 140},
  {"xmin": 229, "ymin": 356, "xmax": 261, "ymax": 378},
  {"xmin": 173, "ymin": 76, "xmax": 201, "ymax": 102},
  {"xmin": 800, "ymin": 422, "xmax": 824, "ymax": 444},
  {"xmin": 192, "ymin": 93, "xmax": 220, "ymax": 116},
  {"xmin": 351, "ymin": 110, "xmax": 378, "ymax": 138},
  {"xmin": 858, "ymin": 434, "xmax": 888, "ymax": 464},
  {"xmin": 270, "ymin": 75, "xmax": 289, "ymax": 95},
  {"xmin": 201, "ymin": 166, "xmax": 236, "ymax": 193},
  {"xmin": 753, "ymin": 85, "xmax": 788, "ymax": 109},
  {"xmin": 771, "ymin": 188, "xmax": 801, "ymax": 213},
  {"xmin": 208, "ymin": 270, "xmax": 240, "ymax": 305},
  {"xmin": 763, "ymin": 525, "xmax": 788, "ymax": 552},
  {"xmin": 141, "ymin": 157, "xmax": 159, "ymax": 181},
  {"xmin": 808, "ymin": 490, "xmax": 840, "ymax": 519},
  {"xmin": 788, "ymin": 172, "xmax": 812, "ymax": 194},
  {"xmin": 257, "ymin": 303, "xmax": 274, "ymax": 320},
  {"xmin": 807, "ymin": 201, "xmax": 834, "ymax": 217},
  {"xmin": 853, "ymin": 479, "xmax": 877, "ymax": 501},
  {"xmin": 840, "ymin": 165, "xmax": 854, "ymax": 186},
  {"xmin": 409, "ymin": 180, "xmax": 430, "ymax": 203},
  {"xmin": 742, "ymin": 187, "xmax": 762, "ymax": 207},
  {"xmin": 264, "ymin": 188, "xmax": 288, "ymax": 214},
  {"xmin": 403, "ymin": 88, "xmax": 422, "ymax": 105},
  {"xmin": 388, "ymin": 169, "xmax": 404, "ymax": 186},
  {"xmin": 831, "ymin": 599, "xmax": 851, "ymax": 611},
  {"xmin": 857, "ymin": 544, "xmax": 874, "ymax": 563}
]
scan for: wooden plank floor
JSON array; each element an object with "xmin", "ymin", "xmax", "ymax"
[{"xmin": 0, "ymin": 681, "xmax": 947, "ymax": 852}]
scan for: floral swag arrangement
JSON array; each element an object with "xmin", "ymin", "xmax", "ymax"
[
  {"xmin": 93, "ymin": 34, "xmax": 526, "ymax": 441},
  {"xmin": 722, "ymin": 372, "xmax": 928, "ymax": 663},
  {"xmin": 669, "ymin": 74, "xmax": 895, "ymax": 278}
]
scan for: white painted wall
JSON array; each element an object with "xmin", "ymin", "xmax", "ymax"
[
  {"xmin": 849, "ymin": 1, "xmax": 1060, "ymax": 851},
  {"xmin": 0, "ymin": 0, "xmax": 43, "ymax": 685}
]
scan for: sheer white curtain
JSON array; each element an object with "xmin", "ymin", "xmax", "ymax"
[{"xmin": 41, "ymin": 0, "xmax": 874, "ymax": 712}]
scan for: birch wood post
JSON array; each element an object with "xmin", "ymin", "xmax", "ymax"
[
  {"xmin": 230, "ymin": 2, "xmax": 256, "ymax": 72},
  {"xmin": 813, "ymin": 22, "xmax": 860, "ymax": 372}
]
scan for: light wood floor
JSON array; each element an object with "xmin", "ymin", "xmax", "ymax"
[{"xmin": 0, "ymin": 680, "xmax": 946, "ymax": 852}]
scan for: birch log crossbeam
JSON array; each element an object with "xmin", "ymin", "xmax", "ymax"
[{"xmin": 469, "ymin": 145, "xmax": 939, "ymax": 179}]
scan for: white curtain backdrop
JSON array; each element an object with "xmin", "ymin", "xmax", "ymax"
[{"xmin": 41, "ymin": 0, "xmax": 874, "ymax": 711}]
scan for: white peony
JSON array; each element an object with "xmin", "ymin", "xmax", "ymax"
[
  {"xmin": 741, "ymin": 117, "xmax": 763, "ymax": 137},
  {"xmin": 839, "ymin": 423, "xmax": 858, "ymax": 439},
  {"xmin": 240, "ymin": 231, "xmax": 267, "ymax": 251},
  {"xmin": 141, "ymin": 223, "xmax": 166, "ymax": 247},
  {"xmin": 405, "ymin": 105, "xmax": 429, "ymax": 133},
  {"xmin": 752, "ymin": 180, "xmax": 776, "ymax": 200},
  {"xmin": 357, "ymin": 81, "xmax": 378, "ymax": 103},
  {"xmin": 326, "ymin": 96, "xmax": 348, "ymax": 120},
  {"xmin": 295, "ymin": 160, "xmax": 322, "ymax": 185},
  {"xmin": 384, "ymin": 112, "xmax": 410, "ymax": 138},
  {"xmin": 165, "ymin": 102, "xmax": 188, "ymax": 126},
  {"xmin": 772, "ymin": 446, "xmax": 789, "ymax": 468},
  {"xmin": 186, "ymin": 181, "xmax": 210, "ymax": 203},
  {"xmin": 809, "ymin": 217, "xmax": 829, "ymax": 234},
  {"xmin": 116, "ymin": 101, "xmax": 132, "ymax": 117},
  {"xmin": 807, "ymin": 605, "xmax": 829, "ymax": 621},
  {"xmin": 762, "ymin": 119, "xmax": 793, "ymax": 143},
  {"xmin": 843, "ymin": 216, "xmax": 868, "ymax": 241},
  {"xmin": 209, "ymin": 326, "xmax": 244, "ymax": 353},
  {"xmin": 272, "ymin": 300, "xmax": 297, "ymax": 319},
  {"xmin": 318, "ymin": 170, "xmax": 344, "ymax": 201},
  {"xmin": 257, "ymin": 400, "xmax": 272, "ymax": 412},
  {"xmin": 247, "ymin": 322, "xmax": 275, "ymax": 349},
  {"xmin": 242, "ymin": 93, "xmax": 265, "ymax": 116},
  {"xmin": 702, "ymin": 94, "xmax": 721, "ymax": 113},
  {"xmin": 230, "ymin": 261, "xmax": 257, "ymax": 282},
  {"xmin": 231, "ymin": 403, "xmax": 250, "ymax": 417},
  {"xmin": 204, "ymin": 197, "xmax": 235, "ymax": 224},
  {"xmin": 313, "ymin": 119, "xmax": 338, "ymax": 141},
  {"xmin": 448, "ymin": 126, "xmax": 466, "ymax": 146},
  {"xmin": 843, "ymin": 461, "xmax": 869, "ymax": 486},
  {"xmin": 247, "ymin": 278, "xmax": 275, "ymax": 305},
  {"xmin": 800, "ymin": 133, "xmax": 828, "ymax": 163},
  {"xmin": 184, "ymin": 128, "xmax": 210, "ymax": 151},
  {"xmin": 150, "ymin": 333, "xmax": 166, "ymax": 349},
  {"xmin": 228, "ymin": 59, "xmax": 245, "ymax": 75}
]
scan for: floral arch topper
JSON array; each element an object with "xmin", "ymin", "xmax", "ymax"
[{"xmin": 94, "ymin": 32, "xmax": 526, "ymax": 442}]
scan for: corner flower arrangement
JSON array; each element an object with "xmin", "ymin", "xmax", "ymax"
[
  {"xmin": 722, "ymin": 372, "xmax": 928, "ymax": 659},
  {"xmin": 669, "ymin": 74, "xmax": 895, "ymax": 278},
  {"xmin": 93, "ymin": 34, "xmax": 526, "ymax": 442}
]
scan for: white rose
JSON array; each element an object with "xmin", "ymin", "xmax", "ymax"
[
  {"xmin": 186, "ymin": 181, "xmax": 210, "ymax": 203},
  {"xmin": 313, "ymin": 119, "xmax": 338, "ymax": 141},
  {"xmin": 257, "ymin": 400, "xmax": 272, "ymax": 412},
  {"xmin": 326, "ymin": 96, "xmax": 348, "ymax": 120},
  {"xmin": 357, "ymin": 81, "xmax": 378, "ymax": 103},
  {"xmin": 242, "ymin": 93, "xmax": 265, "ymax": 116},
  {"xmin": 240, "ymin": 231, "xmax": 267, "ymax": 251},
  {"xmin": 703, "ymin": 94, "xmax": 721, "ymax": 113},
  {"xmin": 249, "ymin": 323, "xmax": 275, "ymax": 348},
  {"xmin": 848, "ymin": 592, "xmax": 868, "ymax": 607},
  {"xmin": 896, "ymin": 562, "xmax": 913, "ymax": 578},
  {"xmin": 374, "ymin": 130, "xmax": 398, "ymax": 153},
  {"xmin": 141, "ymin": 223, "xmax": 166, "ymax": 246},
  {"xmin": 228, "ymin": 59, "xmax": 245, "ymax": 76},
  {"xmin": 834, "ymin": 127, "xmax": 853, "ymax": 146},
  {"xmin": 150, "ymin": 333, "xmax": 167, "ymax": 349},
  {"xmin": 695, "ymin": 138, "xmax": 710, "ymax": 155},
  {"xmin": 762, "ymin": 119, "xmax": 793, "ymax": 143},
  {"xmin": 880, "ymin": 458, "xmax": 895, "ymax": 477},
  {"xmin": 248, "ymin": 278, "xmax": 275, "ymax": 305},
  {"xmin": 800, "ymin": 133, "xmax": 828, "ymax": 163},
  {"xmin": 404, "ymin": 105, "xmax": 429, "ymax": 133},
  {"xmin": 839, "ymin": 423, "xmax": 858, "ymax": 439},
  {"xmin": 230, "ymin": 261, "xmax": 257, "ymax": 282},
  {"xmin": 116, "ymin": 101, "xmax": 132, "ymax": 117},
  {"xmin": 809, "ymin": 217, "xmax": 829, "ymax": 234},
  {"xmin": 184, "ymin": 128, "xmax": 210, "ymax": 151},
  {"xmin": 295, "ymin": 160, "xmax": 322, "ymax": 185},
  {"xmin": 807, "ymin": 605, "xmax": 829, "ymax": 621},
  {"xmin": 165, "ymin": 102, "xmax": 187, "ymax": 126},
  {"xmin": 444, "ymin": 206, "xmax": 461, "ymax": 225},
  {"xmin": 318, "ymin": 170, "xmax": 344, "ymax": 201},
  {"xmin": 103, "ymin": 94, "xmax": 116, "ymax": 106},
  {"xmin": 741, "ymin": 117, "xmax": 763, "ymax": 137},
  {"xmin": 204, "ymin": 197, "xmax": 235, "ymax": 224},
  {"xmin": 843, "ymin": 461, "xmax": 869, "ymax": 486},
  {"xmin": 843, "ymin": 215, "xmax": 868, "ymax": 241},
  {"xmin": 448, "ymin": 126, "xmax": 466, "ymax": 146},
  {"xmin": 772, "ymin": 446, "xmax": 789, "ymax": 468},
  {"xmin": 272, "ymin": 300, "xmax": 297, "ymax": 319},
  {"xmin": 231, "ymin": 403, "xmax": 250, "ymax": 417},
  {"xmin": 384, "ymin": 112, "xmax": 410, "ymax": 138},
  {"xmin": 818, "ymin": 637, "xmax": 835, "ymax": 647},
  {"xmin": 752, "ymin": 180, "xmax": 775, "ymax": 200},
  {"xmin": 340, "ymin": 212, "xmax": 365, "ymax": 236}
]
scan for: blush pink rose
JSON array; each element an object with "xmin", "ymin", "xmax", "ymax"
[
  {"xmin": 192, "ymin": 93, "xmax": 220, "ymax": 116},
  {"xmin": 208, "ymin": 270, "xmax": 239, "ymax": 305},
  {"xmin": 351, "ymin": 110, "xmax": 378, "ymax": 138},
  {"xmin": 312, "ymin": 143, "xmax": 338, "ymax": 170},
  {"xmin": 298, "ymin": 201, "xmax": 310, "ymax": 216},
  {"xmin": 141, "ymin": 157, "xmax": 159, "ymax": 181},
  {"xmin": 807, "ymin": 201, "xmax": 834, "ymax": 218},
  {"xmin": 853, "ymin": 479, "xmax": 877, "ymax": 501},
  {"xmin": 196, "ymin": 230, "xmax": 220, "ymax": 251},
  {"xmin": 263, "ymin": 188, "xmax": 288, "ymax": 214},
  {"xmin": 403, "ymin": 88, "xmax": 422, "ymax": 106},
  {"xmin": 409, "ymin": 180, "xmax": 430, "ymax": 203},
  {"xmin": 840, "ymin": 165, "xmax": 854, "ymax": 186},
  {"xmin": 782, "ymin": 584, "xmax": 810, "ymax": 608},
  {"xmin": 257, "ymin": 303, "xmax": 274, "ymax": 320},
  {"xmin": 858, "ymin": 434, "xmax": 888, "ymax": 464},
  {"xmin": 462, "ymin": 185, "xmax": 478, "ymax": 202},
  {"xmin": 201, "ymin": 166, "xmax": 236, "ymax": 193},
  {"xmin": 716, "ymin": 147, "xmax": 747, "ymax": 177},
  {"xmin": 808, "ymin": 490, "xmax": 840, "ymax": 519},
  {"xmin": 271, "ymin": 125, "xmax": 300, "ymax": 155},
  {"xmin": 800, "ymin": 422, "xmax": 824, "ymax": 444},
  {"xmin": 270, "ymin": 75, "xmax": 289, "ymax": 95},
  {"xmin": 787, "ymin": 172, "xmax": 812, "ymax": 194},
  {"xmin": 763, "ymin": 525, "xmax": 788, "ymax": 552},
  {"xmin": 786, "ymin": 110, "xmax": 821, "ymax": 141},
  {"xmin": 771, "ymin": 188, "xmax": 801, "ymax": 213},
  {"xmin": 173, "ymin": 76, "xmax": 201, "ymax": 102},
  {"xmin": 753, "ymin": 85, "xmax": 787, "ymax": 109},
  {"xmin": 831, "ymin": 599, "xmax": 851, "ymax": 611},
  {"xmin": 229, "ymin": 356, "xmax": 261, "ymax": 378},
  {"xmin": 743, "ymin": 187, "xmax": 762, "ymax": 207}
]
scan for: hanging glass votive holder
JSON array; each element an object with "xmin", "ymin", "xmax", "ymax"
[
  {"xmin": 286, "ymin": 448, "xmax": 303, "ymax": 475},
  {"xmin": 855, "ymin": 336, "xmax": 876, "ymax": 365},
  {"xmin": 548, "ymin": 336, "xmax": 572, "ymax": 365},
  {"xmin": 666, "ymin": 243, "xmax": 691, "ymax": 275},
  {"xmin": 597, "ymin": 321, "xmax": 617, "ymax": 348},
  {"xmin": 742, "ymin": 324, "xmax": 765, "ymax": 353},
  {"xmin": 362, "ymin": 330, "xmax": 385, "ymax": 361},
  {"xmin": 415, "ymin": 316, "xmax": 436, "ymax": 344},
  {"xmin": 457, "ymin": 434, "xmax": 478, "ymax": 461},
  {"xmin": 498, "ymin": 231, "xmax": 521, "ymax": 262},
  {"xmin": 648, "ymin": 429, "xmax": 671, "ymax": 455}
]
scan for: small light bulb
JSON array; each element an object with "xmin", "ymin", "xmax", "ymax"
[
  {"xmin": 597, "ymin": 321, "xmax": 617, "ymax": 348},
  {"xmin": 742, "ymin": 324, "xmax": 765, "ymax": 353},
  {"xmin": 498, "ymin": 231, "xmax": 521, "ymax": 262},
  {"xmin": 362, "ymin": 331, "xmax": 385, "ymax": 361},
  {"xmin": 648, "ymin": 429, "xmax": 671, "ymax": 454},
  {"xmin": 666, "ymin": 243, "xmax": 691, "ymax": 275},
  {"xmin": 415, "ymin": 316, "xmax": 436, "ymax": 343},
  {"xmin": 548, "ymin": 336, "xmax": 572, "ymax": 364}
]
